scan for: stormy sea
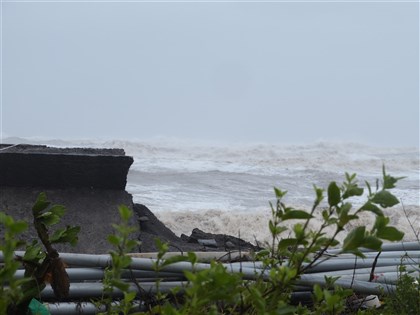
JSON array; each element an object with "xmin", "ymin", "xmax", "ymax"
[{"xmin": 4, "ymin": 136, "xmax": 419, "ymax": 244}]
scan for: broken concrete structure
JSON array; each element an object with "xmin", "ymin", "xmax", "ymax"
[{"xmin": 0, "ymin": 144, "xmax": 136, "ymax": 254}]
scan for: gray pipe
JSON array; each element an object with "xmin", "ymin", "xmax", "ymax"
[
  {"xmin": 314, "ymin": 264, "xmax": 419, "ymax": 277},
  {"xmin": 2, "ymin": 246, "xmax": 418, "ymax": 298},
  {"xmin": 41, "ymin": 281, "xmax": 187, "ymax": 300},
  {"xmin": 304, "ymin": 257, "xmax": 420, "ymax": 273},
  {"xmin": 45, "ymin": 301, "xmax": 145, "ymax": 315},
  {"xmin": 326, "ymin": 241, "xmax": 420, "ymax": 254},
  {"xmin": 48, "ymin": 253, "xmax": 265, "ymax": 281},
  {"xmin": 14, "ymin": 268, "xmax": 183, "ymax": 281},
  {"xmin": 298, "ymin": 274, "xmax": 396, "ymax": 295},
  {"xmin": 314, "ymin": 271, "xmax": 419, "ymax": 284},
  {"xmin": 320, "ymin": 250, "xmax": 420, "ymax": 259}
]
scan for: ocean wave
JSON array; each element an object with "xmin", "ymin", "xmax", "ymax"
[
  {"xmin": 154, "ymin": 205, "xmax": 420, "ymax": 245},
  {"xmin": 5, "ymin": 136, "xmax": 419, "ymax": 211}
]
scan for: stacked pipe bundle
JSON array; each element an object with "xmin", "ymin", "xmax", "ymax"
[{"xmin": 2, "ymin": 241, "xmax": 419, "ymax": 314}]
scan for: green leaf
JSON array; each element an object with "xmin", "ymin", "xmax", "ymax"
[
  {"xmin": 315, "ymin": 237, "xmax": 340, "ymax": 251},
  {"xmin": 313, "ymin": 284, "xmax": 323, "ymax": 302},
  {"xmin": 345, "ymin": 172, "xmax": 357, "ymax": 182},
  {"xmin": 321, "ymin": 209, "xmax": 330, "ymax": 221},
  {"xmin": 118, "ymin": 205, "xmax": 132, "ymax": 221},
  {"xmin": 365, "ymin": 181, "xmax": 373, "ymax": 197},
  {"xmin": 313, "ymin": 185, "xmax": 324, "ymax": 207},
  {"xmin": 66, "ymin": 226, "xmax": 81, "ymax": 246},
  {"xmin": 342, "ymin": 226, "xmax": 365, "ymax": 251},
  {"xmin": 43, "ymin": 215, "xmax": 60, "ymax": 226},
  {"xmin": 360, "ymin": 202, "xmax": 384, "ymax": 216},
  {"xmin": 278, "ymin": 238, "xmax": 298, "ymax": 250},
  {"xmin": 49, "ymin": 228, "xmax": 65, "ymax": 243},
  {"xmin": 49, "ymin": 205, "xmax": 66, "ymax": 218},
  {"xmin": 337, "ymin": 204, "xmax": 358, "ymax": 228},
  {"xmin": 382, "ymin": 165, "xmax": 405, "ymax": 189},
  {"xmin": 50, "ymin": 226, "xmax": 80, "ymax": 246},
  {"xmin": 324, "ymin": 275, "xmax": 340, "ymax": 287},
  {"xmin": 9, "ymin": 221, "xmax": 28, "ymax": 234},
  {"xmin": 155, "ymin": 238, "xmax": 169, "ymax": 257},
  {"xmin": 187, "ymin": 252, "xmax": 198, "ymax": 265},
  {"xmin": 125, "ymin": 239, "xmax": 140, "ymax": 251},
  {"xmin": 23, "ymin": 242, "xmax": 44, "ymax": 261},
  {"xmin": 293, "ymin": 223, "xmax": 304, "ymax": 239},
  {"xmin": 327, "ymin": 182, "xmax": 341, "ymax": 207},
  {"xmin": 269, "ymin": 220, "xmax": 288, "ymax": 235},
  {"xmin": 119, "ymin": 255, "xmax": 132, "ymax": 268},
  {"xmin": 282, "ymin": 210, "xmax": 313, "ymax": 221},
  {"xmin": 124, "ymin": 291, "xmax": 136, "ymax": 303},
  {"xmin": 255, "ymin": 249, "xmax": 270, "ymax": 260},
  {"xmin": 377, "ymin": 226, "xmax": 404, "ymax": 241},
  {"xmin": 362, "ymin": 235, "xmax": 382, "ymax": 251},
  {"xmin": 276, "ymin": 303, "xmax": 297, "ymax": 315},
  {"xmin": 248, "ymin": 286, "xmax": 266, "ymax": 313},
  {"xmin": 110, "ymin": 279, "xmax": 130, "ymax": 292},
  {"xmin": 372, "ymin": 217, "xmax": 404, "ymax": 241},
  {"xmin": 274, "ymin": 187, "xmax": 287, "ymax": 199},
  {"xmin": 268, "ymin": 220, "xmax": 276, "ymax": 235},
  {"xmin": 371, "ymin": 190, "xmax": 399, "ymax": 208},
  {"xmin": 342, "ymin": 186, "xmax": 364, "ymax": 199},
  {"xmin": 183, "ymin": 269, "xmax": 196, "ymax": 281},
  {"xmin": 108, "ymin": 235, "xmax": 122, "ymax": 247},
  {"xmin": 32, "ymin": 192, "xmax": 50, "ymax": 215},
  {"xmin": 337, "ymin": 202, "xmax": 352, "ymax": 216},
  {"xmin": 373, "ymin": 215, "xmax": 389, "ymax": 231},
  {"xmin": 0, "ymin": 211, "xmax": 10, "ymax": 225},
  {"xmin": 38, "ymin": 213, "xmax": 61, "ymax": 226}
]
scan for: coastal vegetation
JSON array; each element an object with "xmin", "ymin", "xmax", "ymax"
[{"xmin": 0, "ymin": 167, "xmax": 419, "ymax": 314}]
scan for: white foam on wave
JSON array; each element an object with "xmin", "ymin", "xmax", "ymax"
[
  {"xmin": 6, "ymin": 136, "xmax": 417, "ymax": 177},
  {"xmin": 156, "ymin": 204, "xmax": 420, "ymax": 245},
  {"xmin": 4, "ymin": 136, "xmax": 419, "ymax": 240},
  {"xmin": 8, "ymin": 135, "xmax": 417, "ymax": 204},
  {"xmin": 126, "ymin": 141, "xmax": 417, "ymax": 176}
]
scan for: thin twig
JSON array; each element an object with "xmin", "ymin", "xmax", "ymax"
[
  {"xmin": 351, "ymin": 255, "xmax": 358, "ymax": 288},
  {"xmin": 401, "ymin": 199, "xmax": 420, "ymax": 242},
  {"xmin": 369, "ymin": 251, "xmax": 381, "ymax": 282}
]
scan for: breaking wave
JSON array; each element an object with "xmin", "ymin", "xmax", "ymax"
[{"xmin": 4, "ymin": 136, "xmax": 419, "ymax": 242}]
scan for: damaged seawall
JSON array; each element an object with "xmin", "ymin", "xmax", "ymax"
[{"xmin": 0, "ymin": 144, "xmax": 137, "ymax": 254}]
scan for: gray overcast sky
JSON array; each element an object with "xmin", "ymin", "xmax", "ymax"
[{"xmin": 1, "ymin": 1, "xmax": 419, "ymax": 146}]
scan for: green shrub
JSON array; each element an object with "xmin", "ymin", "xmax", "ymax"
[
  {"xmin": 0, "ymin": 167, "xmax": 415, "ymax": 314},
  {"xmin": 0, "ymin": 212, "xmax": 29, "ymax": 314},
  {"xmin": 0, "ymin": 192, "xmax": 80, "ymax": 314},
  {"xmin": 381, "ymin": 264, "xmax": 420, "ymax": 315},
  {"xmin": 147, "ymin": 166, "xmax": 407, "ymax": 314},
  {"xmin": 99, "ymin": 205, "xmax": 140, "ymax": 315}
]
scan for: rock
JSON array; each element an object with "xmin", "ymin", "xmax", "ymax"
[
  {"xmin": 138, "ymin": 216, "xmax": 150, "ymax": 222},
  {"xmin": 134, "ymin": 204, "xmax": 204, "ymax": 252},
  {"xmin": 197, "ymin": 239, "xmax": 218, "ymax": 248},
  {"xmin": 180, "ymin": 234, "xmax": 190, "ymax": 242},
  {"xmin": 188, "ymin": 228, "xmax": 260, "ymax": 251},
  {"xmin": 133, "ymin": 204, "xmax": 261, "ymax": 253},
  {"xmin": 225, "ymin": 241, "xmax": 236, "ymax": 249}
]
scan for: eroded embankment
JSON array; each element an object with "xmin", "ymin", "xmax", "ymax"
[{"xmin": 0, "ymin": 144, "xmax": 136, "ymax": 254}]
